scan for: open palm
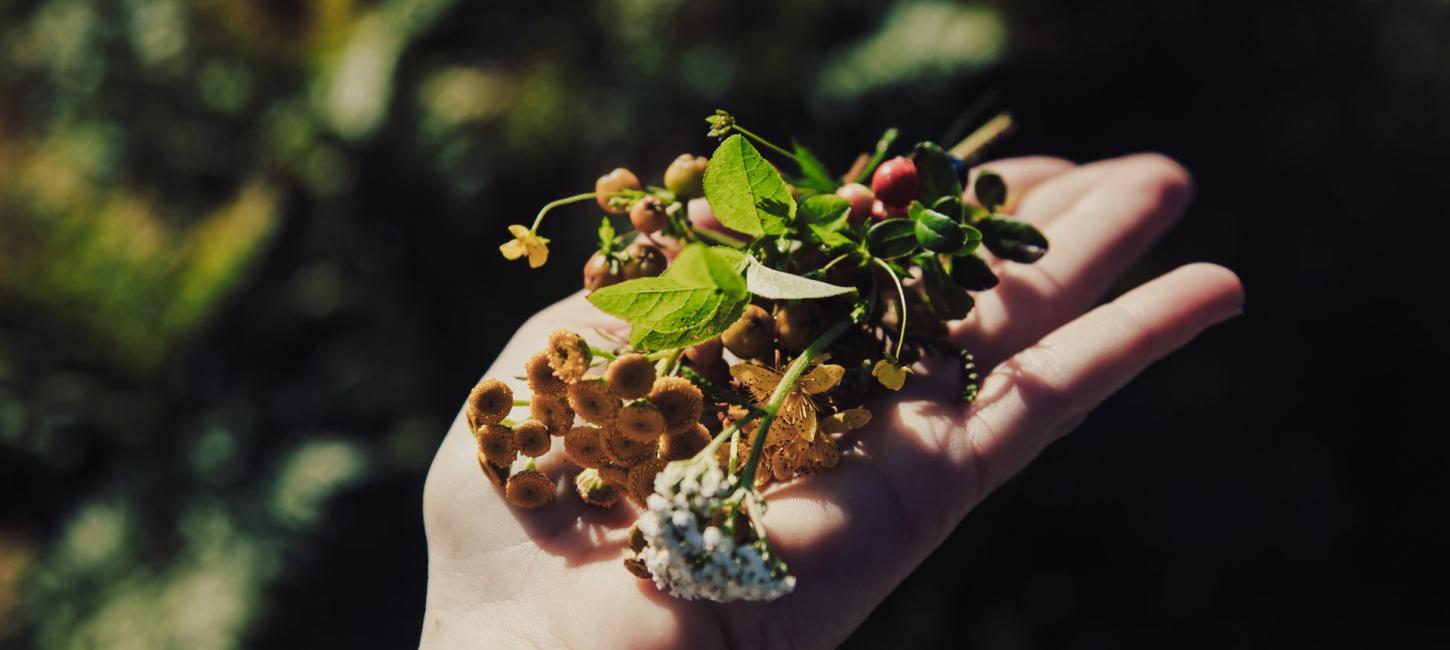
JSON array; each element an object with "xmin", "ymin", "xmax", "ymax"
[{"xmin": 420, "ymin": 154, "xmax": 1244, "ymax": 649}]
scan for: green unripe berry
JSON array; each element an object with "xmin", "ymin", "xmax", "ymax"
[{"xmin": 664, "ymin": 154, "xmax": 708, "ymax": 200}]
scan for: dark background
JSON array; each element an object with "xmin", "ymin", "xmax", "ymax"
[{"xmin": 1, "ymin": 0, "xmax": 1444, "ymax": 647}]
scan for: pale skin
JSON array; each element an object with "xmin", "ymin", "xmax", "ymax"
[{"xmin": 421, "ymin": 154, "xmax": 1246, "ymax": 649}]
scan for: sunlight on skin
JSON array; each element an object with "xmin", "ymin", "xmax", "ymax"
[{"xmin": 421, "ymin": 154, "xmax": 1244, "ymax": 650}]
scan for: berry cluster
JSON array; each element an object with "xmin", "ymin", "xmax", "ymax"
[{"xmin": 481, "ymin": 109, "xmax": 1047, "ymax": 601}]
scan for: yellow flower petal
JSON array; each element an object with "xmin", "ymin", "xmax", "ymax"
[
  {"xmin": 872, "ymin": 359, "xmax": 910, "ymax": 391},
  {"xmin": 526, "ymin": 240, "xmax": 548, "ymax": 268},
  {"xmin": 499, "ymin": 239, "xmax": 526, "ymax": 260},
  {"xmin": 507, "ymin": 224, "xmax": 531, "ymax": 238},
  {"xmin": 800, "ymin": 364, "xmax": 845, "ymax": 395}
]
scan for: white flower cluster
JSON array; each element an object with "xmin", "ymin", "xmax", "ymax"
[{"xmin": 634, "ymin": 459, "xmax": 796, "ymax": 602}]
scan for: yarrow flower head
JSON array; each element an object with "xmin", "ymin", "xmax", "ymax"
[{"xmin": 633, "ymin": 457, "xmax": 796, "ymax": 602}]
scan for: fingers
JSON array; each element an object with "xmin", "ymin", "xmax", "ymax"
[
  {"xmin": 956, "ymin": 153, "xmax": 1196, "ymax": 368},
  {"xmin": 961, "ymin": 263, "xmax": 1244, "ymax": 502},
  {"xmin": 963, "ymin": 156, "xmax": 1075, "ymax": 213}
]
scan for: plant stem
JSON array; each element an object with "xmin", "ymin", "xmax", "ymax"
[
  {"xmin": 872, "ymin": 257, "xmax": 908, "ymax": 359},
  {"xmin": 512, "ymin": 399, "xmax": 530, "ymax": 407},
  {"xmin": 737, "ymin": 318, "xmax": 853, "ymax": 489},
  {"xmin": 949, "ymin": 111, "xmax": 1014, "ymax": 163},
  {"xmin": 529, "ymin": 192, "xmax": 599, "ymax": 232},
  {"xmin": 820, "ymin": 252, "xmax": 854, "ymax": 274},
  {"xmin": 732, "ymin": 125, "xmax": 798, "ymax": 163},
  {"xmin": 690, "ymin": 225, "xmax": 747, "ymax": 248},
  {"xmin": 656, "ymin": 346, "xmax": 685, "ymax": 376},
  {"xmin": 853, "ymin": 127, "xmax": 900, "ymax": 184},
  {"xmin": 588, "ymin": 346, "xmax": 616, "ymax": 361}
]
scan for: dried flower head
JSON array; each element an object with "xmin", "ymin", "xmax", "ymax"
[
  {"xmin": 547, "ymin": 330, "xmax": 592, "ymax": 382},
  {"xmin": 660, "ymin": 423, "xmax": 711, "ymax": 461},
  {"xmin": 526, "ymin": 352, "xmax": 568, "ymax": 396},
  {"xmin": 512, "ymin": 419, "xmax": 552, "ymax": 457},
  {"xmin": 575, "ymin": 468, "xmax": 621, "ymax": 508},
  {"xmin": 606, "ymin": 353, "xmax": 656, "ymax": 400},
  {"xmin": 567, "ymin": 375, "xmax": 622, "ymax": 425},
  {"xmin": 617, "ymin": 400, "xmax": 666, "ymax": 442},
  {"xmin": 598, "ymin": 464, "xmax": 629, "ymax": 488},
  {"xmin": 477, "ymin": 423, "xmax": 517, "ymax": 466},
  {"xmin": 602, "ymin": 426, "xmax": 656, "ymax": 467},
  {"xmin": 649, "ymin": 376, "xmax": 704, "ymax": 435},
  {"xmin": 530, "ymin": 394, "xmax": 576, "ymax": 436},
  {"xmin": 505, "ymin": 469, "xmax": 555, "ymax": 509},
  {"xmin": 626, "ymin": 458, "xmax": 667, "ymax": 506},
  {"xmin": 564, "ymin": 425, "xmax": 607, "ymax": 469},
  {"xmin": 476, "ymin": 451, "xmax": 505, "ymax": 486},
  {"xmin": 624, "ymin": 557, "xmax": 653, "ymax": 579},
  {"xmin": 466, "ymin": 378, "xmax": 513, "ymax": 428}
]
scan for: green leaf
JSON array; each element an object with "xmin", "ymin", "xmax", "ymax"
[
  {"xmin": 932, "ymin": 195, "xmax": 964, "ymax": 221},
  {"xmin": 979, "ymin": 215, "xmax": 1048, "ymax": 263},
  {"xmin": 974, "ymin": 171, "xmax": 1007, "ymax": 212},
  {"xmin": 914, "ymin": 142, "xmax": 963, "ymax": 207},
  {"xmin": 587, "ymin": 244, "xmax": 749, "ymax": 351},
  {"xmin": 703, "ymin": 134, "xmax": 795, "ymax": 237},
  {"xmin": 800, "ymin": 194, "xmax": 850, "ymax": 226},
  {"xmin": 597, "ymin": 216, "xmax": 616, "ymax": 254},
  {"xmin": 743, "ymin": 256, "xmax": 856, "ymax": 299},
  {"xmin": 792, "ymin": 141, "xmax": 838, "ymax": 193},
  {"xmin": 920, "ymin": 258, "xmax": 975, "ymax": 320},
  {"xmin": 949, "ymin": 254, "xmax": 999, "ymax": 291},
  {"xmin": 911, "ymin": 203, "xmax": 968, "ymax": 254},
  {"xmin": 866, "ymin": 219, "xmax": 918, "ymax": 260},
  {"xmin": 709, "ymin": 246, "xmax": 749, "ymax": 273}
]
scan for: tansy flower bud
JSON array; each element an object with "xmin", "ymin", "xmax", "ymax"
[
  {"xmin": 477, "ymin": 423, "xmax": 517, "ymax": 466},
  {"xmin": 598, "ymin": 464, "xmax": 629, "ymax": 487},
  {"xmin": 466, "ymin": 378, "xmax": 513, "ymax": 428},
  {"xmin": 531, "ymin": 394, "xmax": 576, "ymax": 436},
  {"xmin": 626, "ymin": 457, "xmax": 666, "ymax": 506},
  {"xmin": 567, "ymin": 375, "xmax": 621, "ymax": 425},
  {"xmin": 505, "ymin": 469, "xmax": 555, "ymax": 509},
  {"xmin": 617, "ymin": 400, "xmax": 666, "ymax": 443},
  {"xmin": 564, "ymin": 425, "xmax": 607, "ymax": 469},
  {"xmin": 602, "ymin": 426, "xmax": 656, "ymax": 466},
  {"xmin": 660, "ymin": 423, "xmax": 711, "ymax": 461},
  {"xmin": 512, "ymin": 419, "xmax": 551, "ymax": 457},
  {"xmin": 574, "ymin": 468, "xmax": 620, "ymax": 508},
  {"xmin": 525, "ymin": 352, "xmax": 568, "ymax": 396},
  {"xmin": 546, "ymin": 330, "xmax": 592, "ymax": 382},
  {"xmin": 605, "ymin": 353, "xmax": 656, "ymax": 400},
  {"xmin": 476, "ymin": 451, "xmax": 505, "ymax": 486},
  {"xmin": 648, "ymin": 376, "xmax": 704, "ymax": 435}
]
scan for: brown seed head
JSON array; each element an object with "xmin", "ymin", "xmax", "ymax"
[
  {"xmin": 547, "ymin": 330, "xmax": 592, "ymax": 382},
  {"xmin": 602, "ymin": 426, "xmax": 656, "ymax": 466},
  {"xmin": 476, "ymin": 451, "xmax": 505, "ymax": 486},
  {"xmin": 525, "ymin": 352, "xmax": 568, "ymax": 396},
  {"xmin": 512, "ymin": 419, "xmax": 551, "ymax": 457},
  {"xmin": 477, "ymin": 423, "xmax": 517, "ymax": 465},
  {"xmin": 530, "ymin": 394, "xmax": 576, "ymax": 436},
  {"xmin": 505, "ymin": 469, "xmax": 555, "ymax": 509},
  {"xmin": 660, "ymin": 422, "xmax": 711, "ymax": 461},
  {"xmin": 605, "ymin": 353, "xmax": 656, "ymax": 400},
  {"xmin": 567, "ymin": 375, "xmax": 621, "ymax": 425},
  {"xmin": 648, "ymin": 376, "xmax": 704, "ymax": 435},
  {"xmin": 563, "ymin": 425, "xmax": 607, "ymax": 469},
  {"xmin": 598, "ymin": 464, "xmax": 629, "ymax": 487},
  {"xmin": 617, "ymin": 400, "xmax": 666, "ymax": 442},
  {"xmin": 626, "ymin": 458, "xmax": 667, "ymax": 506},
  {"xmin": 466, "ymin": 378, "xmax": 513, "ymax": 427}
]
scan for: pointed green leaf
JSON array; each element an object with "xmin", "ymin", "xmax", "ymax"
[
  {"xmin": 949, "ymin": 254, "xmax": 999, "ymax": 291},
  {"xmin": 920, "ymin": 258, "xmax": 975, "ymax": 320},
  {"xmin": 974, "ymin": 171, "xmax": 1007, "ymax": 212},
  {"xmin": 866, "ymin": 218, "xmax": 918, "ymax": 260},
  {"xmin": 587, "ymin": 244, "xmax": 749, "ymax": 351},
  {"xmin": 744, "ymin": 256, "xmax": 856, "ymax": 299},
  {"xmin": 914, "ymin": 141, "xmax": 963, "ymax": 207},
  {"xmin": 979, "ymin": 215, "xmax": 1048, "ymax": 263},
  {"xmin": 792, "ymin": 140, "xmax": 838, "ymax": 193},
  {"xmin": 703, "ymin": 134, "xmax": 795, "ymax": 237}
]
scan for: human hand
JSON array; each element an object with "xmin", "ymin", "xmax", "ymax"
[{"xmin": 420, "ymin": 154, "xmax": 1244, "ymax": 649}]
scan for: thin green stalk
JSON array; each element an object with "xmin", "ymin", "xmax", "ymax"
[
  {"xmin": 512, "ymin": 399, "xmax": 530, "ymax": 407},
  {"xmin": 872, "ymin": 257, "xmax": 907, "ymax": 359},
  {"xmin": 529, "ymin": 192, "xmax": 599, "ymax": 232},
  {"xmin": 655, "ymin": 347, "xmax": 685, "ymax": 376},
  {"xmin": 588, "ymin": 345, "xmax": 617, "ymax": 361},
  {"xmin": 690, "ymin": 225, "xmax": 747, "ymax": 248},
  {"xmin": 853, "ymin": 128, "xmax": 900, "ymax": 184},
  {"xmin": 732, "ymin": 125, "xmax": 798, "ymax": 163},
  {"xmin": 737, "ymin": 318, "xmax": 853, "ymax": 489}
]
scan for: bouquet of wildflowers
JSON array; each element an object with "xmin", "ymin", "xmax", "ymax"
[{"xmin": 467, "ymin": 109, "xmax": 1046, "ymax": 602}]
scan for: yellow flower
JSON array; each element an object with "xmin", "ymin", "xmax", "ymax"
[
  {"xmin": 731, "ymin": 360, "xmax": 844, "ymax": 442},
  {"xmin": 499, "ymin": 224, "xmax": 549, "ymax": 268},
  {"xmin": 872, "ymin": 359, "xmax": 910, "ymax": 391}
]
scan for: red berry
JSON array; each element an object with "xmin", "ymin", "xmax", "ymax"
[
  {"xmin": 871, "ymin": 199, "xmax": 909, "ymax": 221},
  {"xmin": 595, "ymin": 168, "xmax": 641, "ymax": 214},
  {"xmin": 629, "ymin": 195, "xmax": 669, "ymax": 234},
  {"xmin": 621, "ymin": 242, "xmax": 666, "ymax": 279},
  {"xmin": 835, "ymin": 183, "xmax": 874, "ymax": 225},
  {"xmin": 870, "ymin": 156, "xmax": 918, "ymax": 208}
]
